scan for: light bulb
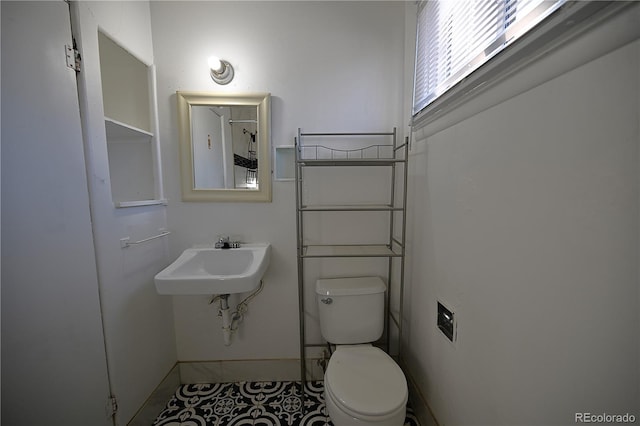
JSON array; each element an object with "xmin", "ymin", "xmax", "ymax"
[
  {"xmin": 207, "ymin": 56, "xmax": 223, "ymax": 73},
  {"xmin": 207, "ymin": 56, "xmax": 234, "ymax": 85}
]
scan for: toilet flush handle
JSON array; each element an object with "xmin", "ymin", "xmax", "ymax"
[{"xmin": 321, "ymin": 298, "xmax": 333, "ymax": 305}]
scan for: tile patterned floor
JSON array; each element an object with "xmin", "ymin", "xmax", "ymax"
[{"xmin": 153, "ymin": 381, "xmax": 420, "ymax": 426}]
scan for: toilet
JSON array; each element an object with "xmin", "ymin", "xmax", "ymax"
[{"xmin": 316, "ymin": 276, "xmax": 408, "ymax": 426}]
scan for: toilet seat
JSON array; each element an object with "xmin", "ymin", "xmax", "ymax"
[{"xmin": 324, "ymin": 345, "xmax": 407, "ymax": 419}]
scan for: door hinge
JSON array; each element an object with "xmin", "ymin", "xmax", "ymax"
[
  {"xmin": 65, "ymin": 43, "xmax": 81, "ymax": 72},
  {"xmin": 106, "ymin": 396, "xmax": 118, "ymax": 417}
]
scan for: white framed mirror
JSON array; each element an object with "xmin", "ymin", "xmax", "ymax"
[{"xmin": 176, "ymin": 91, "xmax": 271, "ymax": 202}]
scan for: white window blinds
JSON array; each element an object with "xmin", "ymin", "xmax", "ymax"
[{"xmin": 413, "ymin": 0, "xmax": 565, "ymax": 116}]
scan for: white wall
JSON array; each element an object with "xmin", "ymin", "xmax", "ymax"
[
  {"xmin": 404, "ymin": 8, "xmax": 640, "ymax": 425},
  {"xmin": 71, "ymin": 2, "xmax": 176, "ymax": 424},
  {"xmin": 151, "ymin": 1, "xmax": 406, "ymax": 361}
]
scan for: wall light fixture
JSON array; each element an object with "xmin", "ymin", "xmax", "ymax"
[{"xmin": 208, "ymin": 56, "xmax": 234, "ymax": 85}]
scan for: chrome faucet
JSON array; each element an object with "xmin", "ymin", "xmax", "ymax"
[{"xmin": 215, "ymin": 236, "xmax": 240, "ymax": 249}]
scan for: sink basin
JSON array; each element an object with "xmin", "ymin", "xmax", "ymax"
[{"xmin": 154, "ymin": 243, "xmax": 271, "ymax": 295}]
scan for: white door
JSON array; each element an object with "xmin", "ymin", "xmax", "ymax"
[
  {"xmin": 1, "ymin": 1, "xmax": 113, "ymax": 425},
  {"xmin": 192, "ymin": 106, "xmax": 226, "ymax": 188}
]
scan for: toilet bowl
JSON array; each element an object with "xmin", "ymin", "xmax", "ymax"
[
  {"xmin": 323, "ymin": 345, "xmax": 407, "ymax": 426},
  {"xmin": 315, "ymin": 277, "xmax": 408, "ymax": 426}
]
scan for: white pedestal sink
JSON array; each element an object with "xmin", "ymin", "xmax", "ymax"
[{"xmin": 154, "ymin": 243, "xmax": 271, "ymax": 295}]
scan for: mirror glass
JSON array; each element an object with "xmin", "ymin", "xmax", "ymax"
[{"xmin": 177, "ymin": 92, "xmax": 271, "ymax": 202}]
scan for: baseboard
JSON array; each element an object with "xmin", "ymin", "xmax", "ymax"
[
  {"xmin": 399, "ymin": 358, "xmax": 440, "ymax": 426},
  {"xmin": 127, "ymin": 363, "xmax": 180, "ymax": 426},
  {"xmin": 178, "ymin": 358, "xmax": 325, "ymax": 383}
]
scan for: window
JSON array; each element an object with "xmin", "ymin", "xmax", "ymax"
[{"xmin": 412, "ymin": 0, "xmax": 565, "ymax": 117}]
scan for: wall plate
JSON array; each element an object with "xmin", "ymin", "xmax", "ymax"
[{"xmin": 437, "ymin": 300, "xmax": 456, "ymax": 343}]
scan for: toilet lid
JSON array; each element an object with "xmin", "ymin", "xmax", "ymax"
[{"xmin": 325, "ymin": 346, "xmax": 407, "ymax": 417}]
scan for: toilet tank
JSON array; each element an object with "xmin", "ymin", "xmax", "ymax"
[{"xmin": 315, "ymin": 276, "xmax": 386, "ymax": 344}]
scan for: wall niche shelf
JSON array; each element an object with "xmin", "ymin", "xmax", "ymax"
[
  {"xmin": 115, "ymin": 199, "xmax": 168, "ymax": 209},
  {"xmin": 274, "ymin": 145, "xmax": 295, "ymax": 181},
  {"xmin": 98, "ymin": 31, "xmax": 164, "ymax": 208},
  {"xmin": 105, "ymin": 117, "xmax": 153, "ymax": 142}
]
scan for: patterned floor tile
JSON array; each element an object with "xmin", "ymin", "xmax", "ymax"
[{"xmin": 153, "ymin": 380, "xmax": 420, "ymax": 426}]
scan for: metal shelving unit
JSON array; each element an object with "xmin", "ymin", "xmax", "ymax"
[{"xmin": 295, "ymin": 128, "xmax": 409, "ymax": 389}]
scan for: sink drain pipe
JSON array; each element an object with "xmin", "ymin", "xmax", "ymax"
[
  {"xmin": 211, "ymin": 280, "xmax": 264, "ymax": 346},
  {"xmin": 218, "ymin": 295, "xmax": 233, "ymax": 346}
]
